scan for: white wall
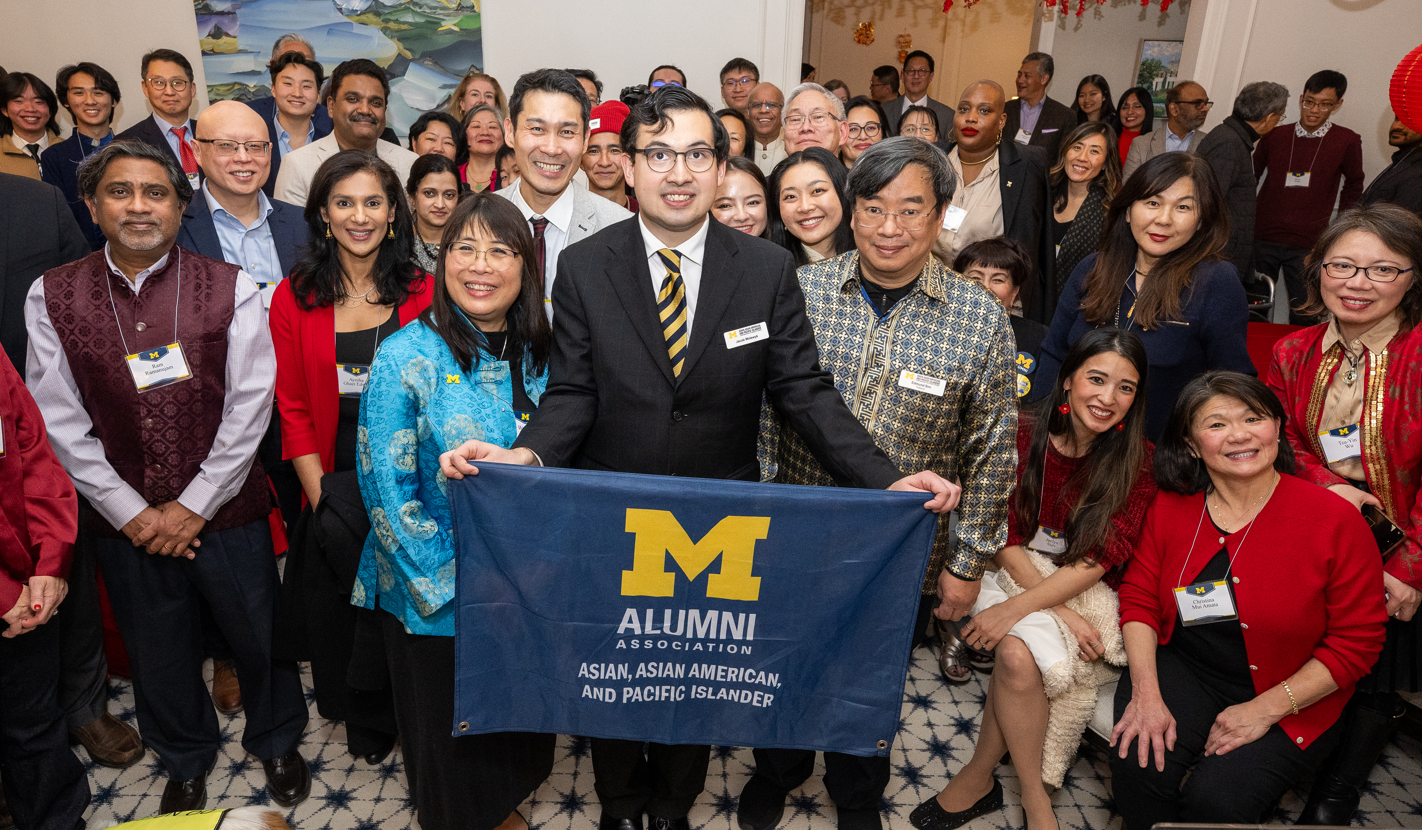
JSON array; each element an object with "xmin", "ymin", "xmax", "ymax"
[
  {"xmin": 0, "ymin": 0, "xmax": 209, "ymax": 134},
  {"xmin": 1036, "ymin": 0, "xmax": 1190, "ymax": 112}
]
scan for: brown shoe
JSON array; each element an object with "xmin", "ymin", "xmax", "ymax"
[
  {"xmin": 69, "ymin": 712, "xmax": 144, "ymax": 768},
  {"xmin": 210, "ymin": 658, "xmax": 243, "ymax": 716}
]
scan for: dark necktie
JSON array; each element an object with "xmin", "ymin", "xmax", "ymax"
[
  {"xmin": 656, "ymin": 248, "xmax": 688, "ymax": 378},
  {"xmin": 170, "ymin": 125, "xmax": 199, "ymax": 178},
  {"xmin": 24, "ymin": 144, "xmax": 40, "ymax": 163},
  {"xmin": 529, "ymin": 216, "xmax": 549, "ymax": 282}
]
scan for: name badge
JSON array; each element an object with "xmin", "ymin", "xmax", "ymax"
[
  {"xmin": 256, "ymin": 280, "xmax": 280, "ymax": 310},
  {"xmin": 1319, "ymin": 424, "xmax": 1362, "ymax": 463},
  {"xmin": 898, "ymin": 369, "xmax": 946, "ymax": 397},
  {"xmin": 125, "ymin": 343, "xmax": 193, "ymax": 392},
  {"xmin": 186, "ymin": 171, "xmax": 200, "ymax": 189},
  {"xmin": 1027, "ymin": 526, "xmax": 1067, "ymax": 554},
  {"xmin": 942, "ymin": 205, "xmax": 968, "ymax": 233},
  {"xmin": 337, "ymin": 363, "xmax": 370, "ymax": 398},
  {"xmin": 1285, "ymin": 172, "xmax": 1312, "ymax": 188},
  {"xmin": 514, "ymin": 410, "xmax": 534, "ymax": 436},
  {"xmin": 724, "ymin": 322, "xmax": 769, "ymax": 349},
  {"xmin": 1174, "ymin": 580, "xmax": 1238, "ymax": 626},
  {"xmin": 1014, "ymin": 128, "xmax": 1032, "ymax": 145}
]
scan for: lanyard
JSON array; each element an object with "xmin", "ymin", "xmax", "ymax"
[
  {"xmin": 106, "ymin": 248, "xmax": 182, "ymax": 357},
  {"xmin": 1285, "ymin": 128, "xmax": 1327, "ymax": 176},
  {"xmin": 1174, "ymin": 475, "xmax": 1276, "ymax": 589},
  {"xmin": 858, "ymin": 282, "xmax": 893, "ymax": 324}
]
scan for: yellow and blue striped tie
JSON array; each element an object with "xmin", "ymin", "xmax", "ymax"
[{"xmin": 656, "ymin": 248, "xmax": 688, "ymax": 377}]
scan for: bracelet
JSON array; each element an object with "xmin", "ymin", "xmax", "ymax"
[{"xmin": 1281, "ymin": 681, "xmax": 1300, "ymax": 716}]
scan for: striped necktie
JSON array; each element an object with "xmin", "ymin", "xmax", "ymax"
[{"xmin": 656, "ymin": 248, "xmax": 688, "ymax": 378}]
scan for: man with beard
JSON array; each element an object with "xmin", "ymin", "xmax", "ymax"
[
  {"xmin": 273, "ymin": 59, "xmax": 416, "ymax": 207},
  {"xmin": 1360, "ymin": 113, "xmax": 1422, "ymax": 217},
  {"xmin": 495, "ymin": 68, "xmax": 631, "ymax": 322},
  {"xmin": 747, "ymin": 82, "xmax": 787, "ymax": 175},
  {"xmin": 1124, "ymin": 80, "xmax": 1211, "ymax": 177},
  {"xmin": 25, "ymin": 140, "xmax": 310, "ymax": 813}
]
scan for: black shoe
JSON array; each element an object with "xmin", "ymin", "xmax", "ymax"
[
  {"xmin": 737, "ymin": 774, "xmax": 789, "ymax": 830},
  {"xmin": 598, "ymin": 815, "xmax": 643, "ymax": 830},
  {"xmin": 159, "ymin": 775, "xmax": 207, "ymax": 814},
  {"xmin": 1298, "ymin": 772, "xmax": 1360, "ymax": 826},
  {"xmin": 648, "ymin": 818, "xmax": 690, "ymax": 830},
  {"xmin": 1296, "ymin": 695, "xmax": 1400, "ymax": 826},
  {"xmin": 262, "ymin": 750, "xmax": 311, "ymax": 808},
  {"xmin": 837, "ymin": 806, "xmax": 883, "ymax": 830},
  {"xmin": 358, "ymin": 735, "xmax": 397, "ymax": 766},
  {"xmin": 908, "ymin": 779, "xmax": 1003, "ymax": 830}
]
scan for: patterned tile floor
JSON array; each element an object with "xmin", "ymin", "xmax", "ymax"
[{"xmin": 82, "ymin": 645, "xmax": 1422, "ymax": 829}]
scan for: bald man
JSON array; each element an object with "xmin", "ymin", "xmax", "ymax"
[{"xmin": 748, "ymin": 82, "xmax": 788, "ymax": 175}]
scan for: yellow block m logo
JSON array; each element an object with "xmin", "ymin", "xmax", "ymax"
[{"xmin": 621, "ymin": 509, "xmax": 768, "ymax": 601}]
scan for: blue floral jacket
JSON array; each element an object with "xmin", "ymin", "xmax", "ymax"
[{"xmin": 353, "ymin": 320, "xmax": 547, "ymax": 636}]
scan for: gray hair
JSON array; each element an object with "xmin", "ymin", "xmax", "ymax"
[
  {"xmin": 785, "ymin": 82, "xmax": 845, "ymax": 121},
  {"xmin": 1233, "ymin": 81, "xmax": 1289, "ymax": 122},
  {"xmin": 77, "ymin": 139, "xmax": 193, "ymax": 205},
  {"xmin": 270, "ymin": 33, "xmax": 313, "ymax": 61},
  {"xmin": 1024, "ymin": 52, "xmax": 1055, "ymax": 82},
  {"xmin": 845, "ymin": 136, "xmax": 956, "ymax": 211}
]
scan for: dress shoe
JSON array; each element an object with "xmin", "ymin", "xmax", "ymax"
[
  {"xmin": 210, "ymin": 658, "xmax": 243, "ymax": 716},
  {"xmin": 736, "ymin": 774, "xmax": 789, "ymax": 830},
  {"xmin": 359, "ymin": 735, "xmax": 396, "ymax": 766},
  {"xmin": 69, "ymin": 712, "xmax": 145, "ymax": 768},
  {"xmin": 261, "ymin": 750, "xmax": 311, "ymax": 808},
  {"xmin": 909, "ymin": 779, "xmax": 1003, "ymax": 830},
  {"xmin": 160, "ymin": 775, "xmax": 207, "ymax": 814},
  {"xmin": 648, "ymin": 817, "xmax": 690, "ymax": 830},
  {"xmin": 597, "ymin": 815, "xmax": 643, "ymax": 830},
  {"xmin": 837, "ymin": 806, "xmax": 883, "ymax": 830}
]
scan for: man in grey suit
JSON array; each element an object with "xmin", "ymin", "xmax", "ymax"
[
  {"xmin": 494, "ymin": 69, "xmax": 631, "ymax": 321},
  {"xmin": 881, "ymin": 51, "xmax": 954, "ymax": 138},
  {"xmin": 1123, "ymin": 81, "xmax": 1212, "ymax": 177},
  {"xmin": 1002, "ymin": 52, "xmax": 1077, "ymax": 164}
]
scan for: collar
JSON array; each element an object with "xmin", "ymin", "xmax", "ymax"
[
  {"xmin": 905, "ymin": 94, "xmax": 929, "ymax": 108},
  {"xmin": 74, "ymin": 129, "xmax": 113, "ymax": 150},
  {"xmin": 1020, "ymin": 96, "xmax": 1044, "ymax": 112},
  {"xmin": 202, "ymin": 180, "xmax": 273, "ymax": 227},
  {"xmin": 1167, "ymin": 125, "xmax": 1196, "ymax": 143},
  {"xmin": 153, "ymin": 113, "xmax": 192, "ymax": 137},
  {"xmin": 511, "ymin": 180, "xmax": 577, "ymax": 233},
  {"xmin": 274, "ymin": 111, "xmax": 314, "ymax": 141},
  {"xmin": 103, "ymin": 244, "xmax": 173, "ymax": 287},
  {"xmin": 638, "ymin": 214, "xmax": 709, "ymax": 268},
  {"xmin": 755, "ymin": 134, "xmax": 783, "ymax": 151},
  {"xmin": 9, "ymin": 131, "xmax": 50, "ymax": 152},
  {"xmin": 1321, "ymin": 309, "xmax": 1402, "ymax": 358},
  {"xmin": 835, "ymin": 250, "xmax": 950, "ymax": 302},
  {"xmin": 1295, "ymin": 121, "xmax": 1333, "ymax": 139}
]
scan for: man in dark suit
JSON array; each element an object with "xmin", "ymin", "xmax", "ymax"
[
  {"xmin": 1361, "ymin": 114, "xmax": 1422, "ymax": 217},
  {"xmin": 116, "ymin": 49, "xmax": 201, "ymax": 190},
  {"xmin": 881, "ymin": 51, "xmax": 954, "ymax": 137},
  {"xmin": 1002, "ymin": 52, "xmax": 1076, "ymax": 164},
  {"xmin": 0, "ymin": 173, "xmax": 86, "ymax": 368},
  {"xmin": 441, "ymin": 87, "xmax": 956, "ymax": 830},
  {"xmin": 243, "ymin": 52, "xmax": 333, "ymax": 199}
]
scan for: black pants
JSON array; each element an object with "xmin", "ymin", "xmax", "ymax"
[
  {"xmin": 591, "ymin": 738, "xmax": 711, "ymax": 819},
  {"xmin": 56, "ymin": 514, "xmax": 108, "ymax": 729},
  {"xmin": 1254, "ymin": 239, "xmax": 1321, "ymax": 326},
  {"xmin": 0, "ymin": 620, "xmax": 90, "ymax": 830},
  {"xmin": 95, "ymin": 517, "xmax": 308, "ymax": 780},
  {"xmin": 382, "ymin": 612, "xmax": 554, "ymax": 830},
  {"xmin": 1109, "ymin": 644, "xmax": 1342, "ymax": 830},
  {"xmin": 750, "ymin": 748, "xmax": 888, "ymax": 812}
]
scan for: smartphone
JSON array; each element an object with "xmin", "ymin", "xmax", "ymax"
[{"xmin": 1362, "ymin": 503, "xmax": 1407, "ymax": 558}]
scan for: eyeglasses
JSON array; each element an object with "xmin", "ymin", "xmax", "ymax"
[
  {"xmin": 903, "ymin": 69, "xmax": 932, "ymax": 77},
  {"xmin": 1177, "ymin": 98, "xmax": 1213, "ymax": 108},
  {"xmin": 1321, "ymin": 262, "xmax": 1413, "ymax": 283},
  {"xmin": 847, "ymin": 123, "xmax": 881, "ymax": 138},
  {"xmin": 722, "ymin": 77, "xmax": 756, "ymax": 89},
  {"xmin": 145, "ymin": 77, "xmax": 190, "ymax": 92},
  {"xmin": 1300, "ymin": 99, "xmax": 1338, "ymax": 111},
  {"xmin": 749, "ymin": 101, "xmax": 783, "ymax": 112},
  {"xmin": 900, "ymin": 125, "xmax": 935, "ymax": 137},
  {"xmin": 650, "ymin": 80, "xmax": 682, "ymax": 89},
  {"xmin": 447, "ymin": 242, "xmax": 520, "ymax": 270},
  {"xmin": 631, "ymin": 146, "xmax": 717, "ymax": 173},
  {"xmin": 784, "ymin": 111, "xmax": 839, "ymax": 130},
  {"xmin": 853, "ymin": 206, "xmax": 935, "ymax": 231},
  {"xmin": 194, "ymin": 138, "xmax": 272, "ymax": 157}
]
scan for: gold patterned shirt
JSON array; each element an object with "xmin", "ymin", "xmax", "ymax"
[{"xmin": 758, "ymin": 251, "xmax": 1019, "ymax": 591}]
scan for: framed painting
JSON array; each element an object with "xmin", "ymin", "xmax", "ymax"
[{"xmin": 1135, "ymin": 39, "xmax": 1184, "ymax": 118}]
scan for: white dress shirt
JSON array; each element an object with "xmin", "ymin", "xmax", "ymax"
[
  {"xmin": 753, "ymin": 135, "xmax": 788, "ymax": 177},
  {"xmin": 24, "ymin": 246, "xmax": 276, "ymax": 531},
  {"xmin": 10, "ymin": 132, "xmax": 51, "ymax": 154},
  {"xmin": 639, "ymin": 214, "xmax": 709, "ymax": 339},
  {"xmin": 504, "ymin": 182, "xmax": 577, "ymax": 320}
]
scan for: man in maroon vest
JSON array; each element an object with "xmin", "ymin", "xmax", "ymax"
[{"xmin": 23, "ymin": 140, "xmax": 310, "ymax": 813}]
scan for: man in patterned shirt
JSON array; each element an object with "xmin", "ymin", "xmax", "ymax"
[{"xmin": 743, "ymin": 136, "xmax": 1018, "ymax": 830}]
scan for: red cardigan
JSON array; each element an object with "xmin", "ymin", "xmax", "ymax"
[
  {"xmin": 0, "ymin": 349, "xmax": 76, "ymax": 610},
  {"xmin": 269, "ymin": 275, "xmax": 434, "ymax": 475},
  {"xmin": 1118, "ymin": 474, "xmax": 1387, "ymax": 749}
]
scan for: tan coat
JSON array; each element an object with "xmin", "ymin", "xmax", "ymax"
[{"xmin": 0, "ymin": 130, "xmax": 58, "ymax": 179}]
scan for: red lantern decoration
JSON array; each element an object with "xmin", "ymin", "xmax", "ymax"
[{"xmin": 1390, "ymin": 43, "xmax": 1422, "ymax": 134}]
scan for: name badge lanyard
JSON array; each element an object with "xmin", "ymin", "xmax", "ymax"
[
  {"xmin": 107, "ymin": 248, "xmax": 187, "ymax": 386},
  {"xmin": 1174, "ymin": 485, "xmax": 1267, "ymax": 622},
  {"xmin": 1285, "ymin": 130, "xmax": 1326, "ymax": 185},
  {"xmin": 1026, "ymin": 446, "xmax": 1069, "ymax": 555},
  {"xmin": 454, "ymin": 305, "xmax": 531, "ymax": 431}
]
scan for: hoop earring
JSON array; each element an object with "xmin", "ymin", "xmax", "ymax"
[{"xmin": 325, "ymin": 223, "xmax": 332, "ymax": 239}]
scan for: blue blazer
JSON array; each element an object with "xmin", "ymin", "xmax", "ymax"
[
  {"xmin": 39, "ymin": 130, "xmax": 106, "ymax": 251},
  {"xmin": 245, "ymin": 97, "xmax": 334, "ymax": 198},
  {"xmin": 116, "ymin": 115, "xmax": 195, "ymax": 168},
  {"xmin": 176, "ymin": 188, "xmax": 310, "ymax": 277}
]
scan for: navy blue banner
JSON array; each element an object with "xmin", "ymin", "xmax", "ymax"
[{"xmin": 450, "ymin": 464, "xmax": 937, "ymax": 756}]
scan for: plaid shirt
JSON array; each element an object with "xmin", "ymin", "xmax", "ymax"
[{"xmin": 759, "ymin": 251, "xmax": 1018, "ymax": 591}]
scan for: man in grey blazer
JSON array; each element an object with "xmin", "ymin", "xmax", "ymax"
[
  {"xmin": 1002, "ymin": 52, "xmax": 1077, "ymax": 164},
  {"xmin": 1123, "ymin": 81, "xmax": 1212, "ymax": 177},
  {"xmin": 494, "ymin": 69, "xmax": 631, "ymax": 321},
  {"xmin": 881, "ymin": 51, "xmax": 955, "ymax": 138}
]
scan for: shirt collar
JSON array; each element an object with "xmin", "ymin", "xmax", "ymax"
[
  {"xmin": 103, "ymin": 244, "xmax": 173, "ymax": 287},
  {"xmin": 511, "ymin": 181, "xmax": 577, "ymax": 233},
  {"xmin": 835, "ymin": 250, "xmax": 950, "ymax": 302},
  {"xmin": 1321, "ymin": 309, "xmax": 1402, "ymax": 357},
  {"xmin": 755, "ymin": 135, "xmax": 783, "ymax": 151},
  {"xmin": 10, "ymin": 132, "xmax": 49, "ymax": 152},
  {"xmin": 1021, "ymin": 97, "xmax": 1044, "ymax": 114},
  {"xmin": 202, "ymin": 180, "xmax": 273, "ymax": 227},
  {"xmin": 1295, "ymin": 121, "xmax": 1332, "ymax": 139},
  {"xmin": 905, "ymin": 94, "xmax": 929, "ymax": 108},
  {"xmin": 154, "ymin": 113, "xmax": 191, "ymax": 138},
  {"xmin": 638, "ymin": 214, "xmax": 709, "ymax": 268}
]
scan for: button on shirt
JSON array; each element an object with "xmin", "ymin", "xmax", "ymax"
[
  {"xmin": 1165, "ymin": 128, "xmax": 1197, "ymax": 153},
  {"xmin": 275, "ymin": 113, "xmax": 315, "ymax": 158},
  {"xmin": 754, "ymin": 135, "xmax": 788, "ymax": 177},
  {"xmin": 639, "ymin": 214, "xmax": 708, "ymax": 340},
  {"xmin": 204, "ymin": 182, "xmax": 284, "ymax": 289},
  {"xmin": 504, "ymin": 183, "xmax": 575, "ymax": 319}
]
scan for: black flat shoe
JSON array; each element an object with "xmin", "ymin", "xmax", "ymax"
[
  {"xmin": 737, "ymin": 774, "xmax": 790, "ymax": 830},
  {"xmin": 908, "ymin": 779, "xmax": 1003, "ymax": 830},
  {"xmin": 598, "ymin": 815, "xmax": 642, "ymax": 830},
  {"xmin": 358, "ymin": 736, "xmax": 397, "ymax": 765}
]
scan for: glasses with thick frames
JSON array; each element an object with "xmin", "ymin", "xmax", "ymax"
[
  {"xmin": 1321, "ymin": 262, "xmax": 1413, "ymax": 283},
  {"xmin": 630, "ymin": 147, "xmax": 717, "ymax": 173}
]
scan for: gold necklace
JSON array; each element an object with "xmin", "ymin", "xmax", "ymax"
[{"xmin": 1209, "ymin": 472, "xmax": 1278, "ymax": 532}]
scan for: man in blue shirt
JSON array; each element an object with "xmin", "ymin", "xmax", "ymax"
[{"xmin": 116, "ymin": 49, "xmax": 200, "ymax": 190}]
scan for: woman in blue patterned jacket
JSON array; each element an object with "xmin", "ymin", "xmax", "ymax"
[{"xmin": 354, "ymin": 191, "xmax": 553, "ymax": 830}]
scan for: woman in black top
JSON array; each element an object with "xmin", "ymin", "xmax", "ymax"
[
  {"xmin": 1049, "ymin": 122, "xmax": 1121, "ymax": 294},
  {"xmin": 954, "ymin": 237, "xmax": 1048, "ymax": 405}
]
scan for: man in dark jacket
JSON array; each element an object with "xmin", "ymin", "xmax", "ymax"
[
  {"xmin": 1361, "ymin": 114, "xmax": 1422, "ymax": 217},
  {"xmin": 0, "ymin": 174, "xmax": 87, "ymax": 368},
  {"xmin": 1197, "ymin": 81, "xmax": 1288, "ymax": 295},
  {"xmin": 1003, "ymin": 53, "xmax": 1077, "ymax": 164}
]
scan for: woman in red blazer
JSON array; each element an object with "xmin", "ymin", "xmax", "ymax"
[
  {"xmin": 270, "ymin": 150, "xmax": 432, "ymax": 766},
  {"xmin": 1109, "ymin": 372, "xmax": 1386, "ymax": 830}
]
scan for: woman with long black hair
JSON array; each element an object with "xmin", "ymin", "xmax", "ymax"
[{"xmin": 768, "ymin": 147, "xmax": 854, "ymax": 266}]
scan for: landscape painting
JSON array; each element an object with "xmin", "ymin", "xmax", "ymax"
[{"xmin": 1135, "ymin": 39, "xmax": 1183, "ymax": 118}]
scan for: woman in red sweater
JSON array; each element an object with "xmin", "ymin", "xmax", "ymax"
[
  {"xmin": 1110, "ymin": 372, "xmax": 1386, "ymax": 830},
  {"xmin": 912, "ymin": 329, "xmax": 1157, "ymax": 830},
  {"xmin": 1265, "ymin": 204, "xmax": 1422, "ymax": 824},
  {"xmin": 269, "ymin": 150, "xmax": 432, "ymax": 765}
]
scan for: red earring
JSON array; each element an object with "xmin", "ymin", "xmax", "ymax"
[
  {"xmin": 1057, "ymin": 403, "xmax": 1070, "ymax": 414},
  {"xmin": 1116, "ymin": 422, "xmax": 1126, "ymax": 431}
]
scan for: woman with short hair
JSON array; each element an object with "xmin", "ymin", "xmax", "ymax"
[
  {"xmin": 840, "ymin": 95, "xmax": 888, "ymax": 169},
  {"xmin": 407, "ymin": 111, "xmax": 465, "ymax": 163}
]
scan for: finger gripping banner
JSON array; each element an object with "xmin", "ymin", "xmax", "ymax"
[{"xmin": 450, "ymin": 463, "xmax": 937, "ymax": 757}]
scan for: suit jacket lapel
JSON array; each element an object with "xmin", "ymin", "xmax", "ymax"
[
  {"xmin": 568, "ymin": 189, "xmax": 597, "ymax": 245},
  {"xmin": 604, "ymin": 222, "xmax": 676, "ymax": 385},
  {"xmin": 997, "ymin": 142, "xmax": 1025, "ymax": 229},
  {"xmin": 182, "ymin": 191, "xmax": 223, "ymax": 260},
  {"xmin": 678, "ymin": 223, "xmax": 742, "ymax": 381}
]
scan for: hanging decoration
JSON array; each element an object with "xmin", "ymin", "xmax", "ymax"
[
  {"xmin": 854, "ymin": 21, "xmax": 875, "ymax": 46},
  {"xmin": 948, "ymin": 0, "xmax": 1176, "ymax": 14},
  {"xmin": 897, "ymin": 33, "xmax": 913, "ymax": 64},
  {"xmin": 1391, "ymin": 43, "xmax": 1422, "ymax": 133}
]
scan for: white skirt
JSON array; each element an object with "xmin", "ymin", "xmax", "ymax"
[{"xmin": 970, "ymin": 568, "xmax": 1073, "ymax": 676}]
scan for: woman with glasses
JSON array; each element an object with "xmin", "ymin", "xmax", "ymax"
[
  {"xmin": 1071, "ymin": 75, "xmax": 1117, "ymax": 127},
  {"xmin": 355, "ymin": 192, "xmax": 554, "ymax": 830},
  {"xmin": 1050, "ymin": 123, "xmax": 1122, "ymax": 293},
  {"xmin": 1110, "ymin": 87, "xmax": 1155, "ymax": 165},
  {"xmin": 447, "ymin": 71, "xmax": 507, "ymax": 122},
  {"xmin": 1266, "ymin": 204, "xmax": 1422, "ymax": 826},
  {"xmin": 899, "ymin": 105, "xmax": 940, "ymax": 143},
  {"xmin": 840, "ymin": 95, "xmax": 887, "ymax": 169},
  {"xmin": 460, "ymin": 104, "xmax": 504, "ymax": 192},
  {"xmin": 713, "ymin": 157, "xmax": 770, "ymax": 238},
  {"xmin": 768, "ymin": 147, "xmax": 854, "ymax": 266},
  {"xmin": 270, "ymin": 150, "xmax": 432, "ymax": 767}
]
